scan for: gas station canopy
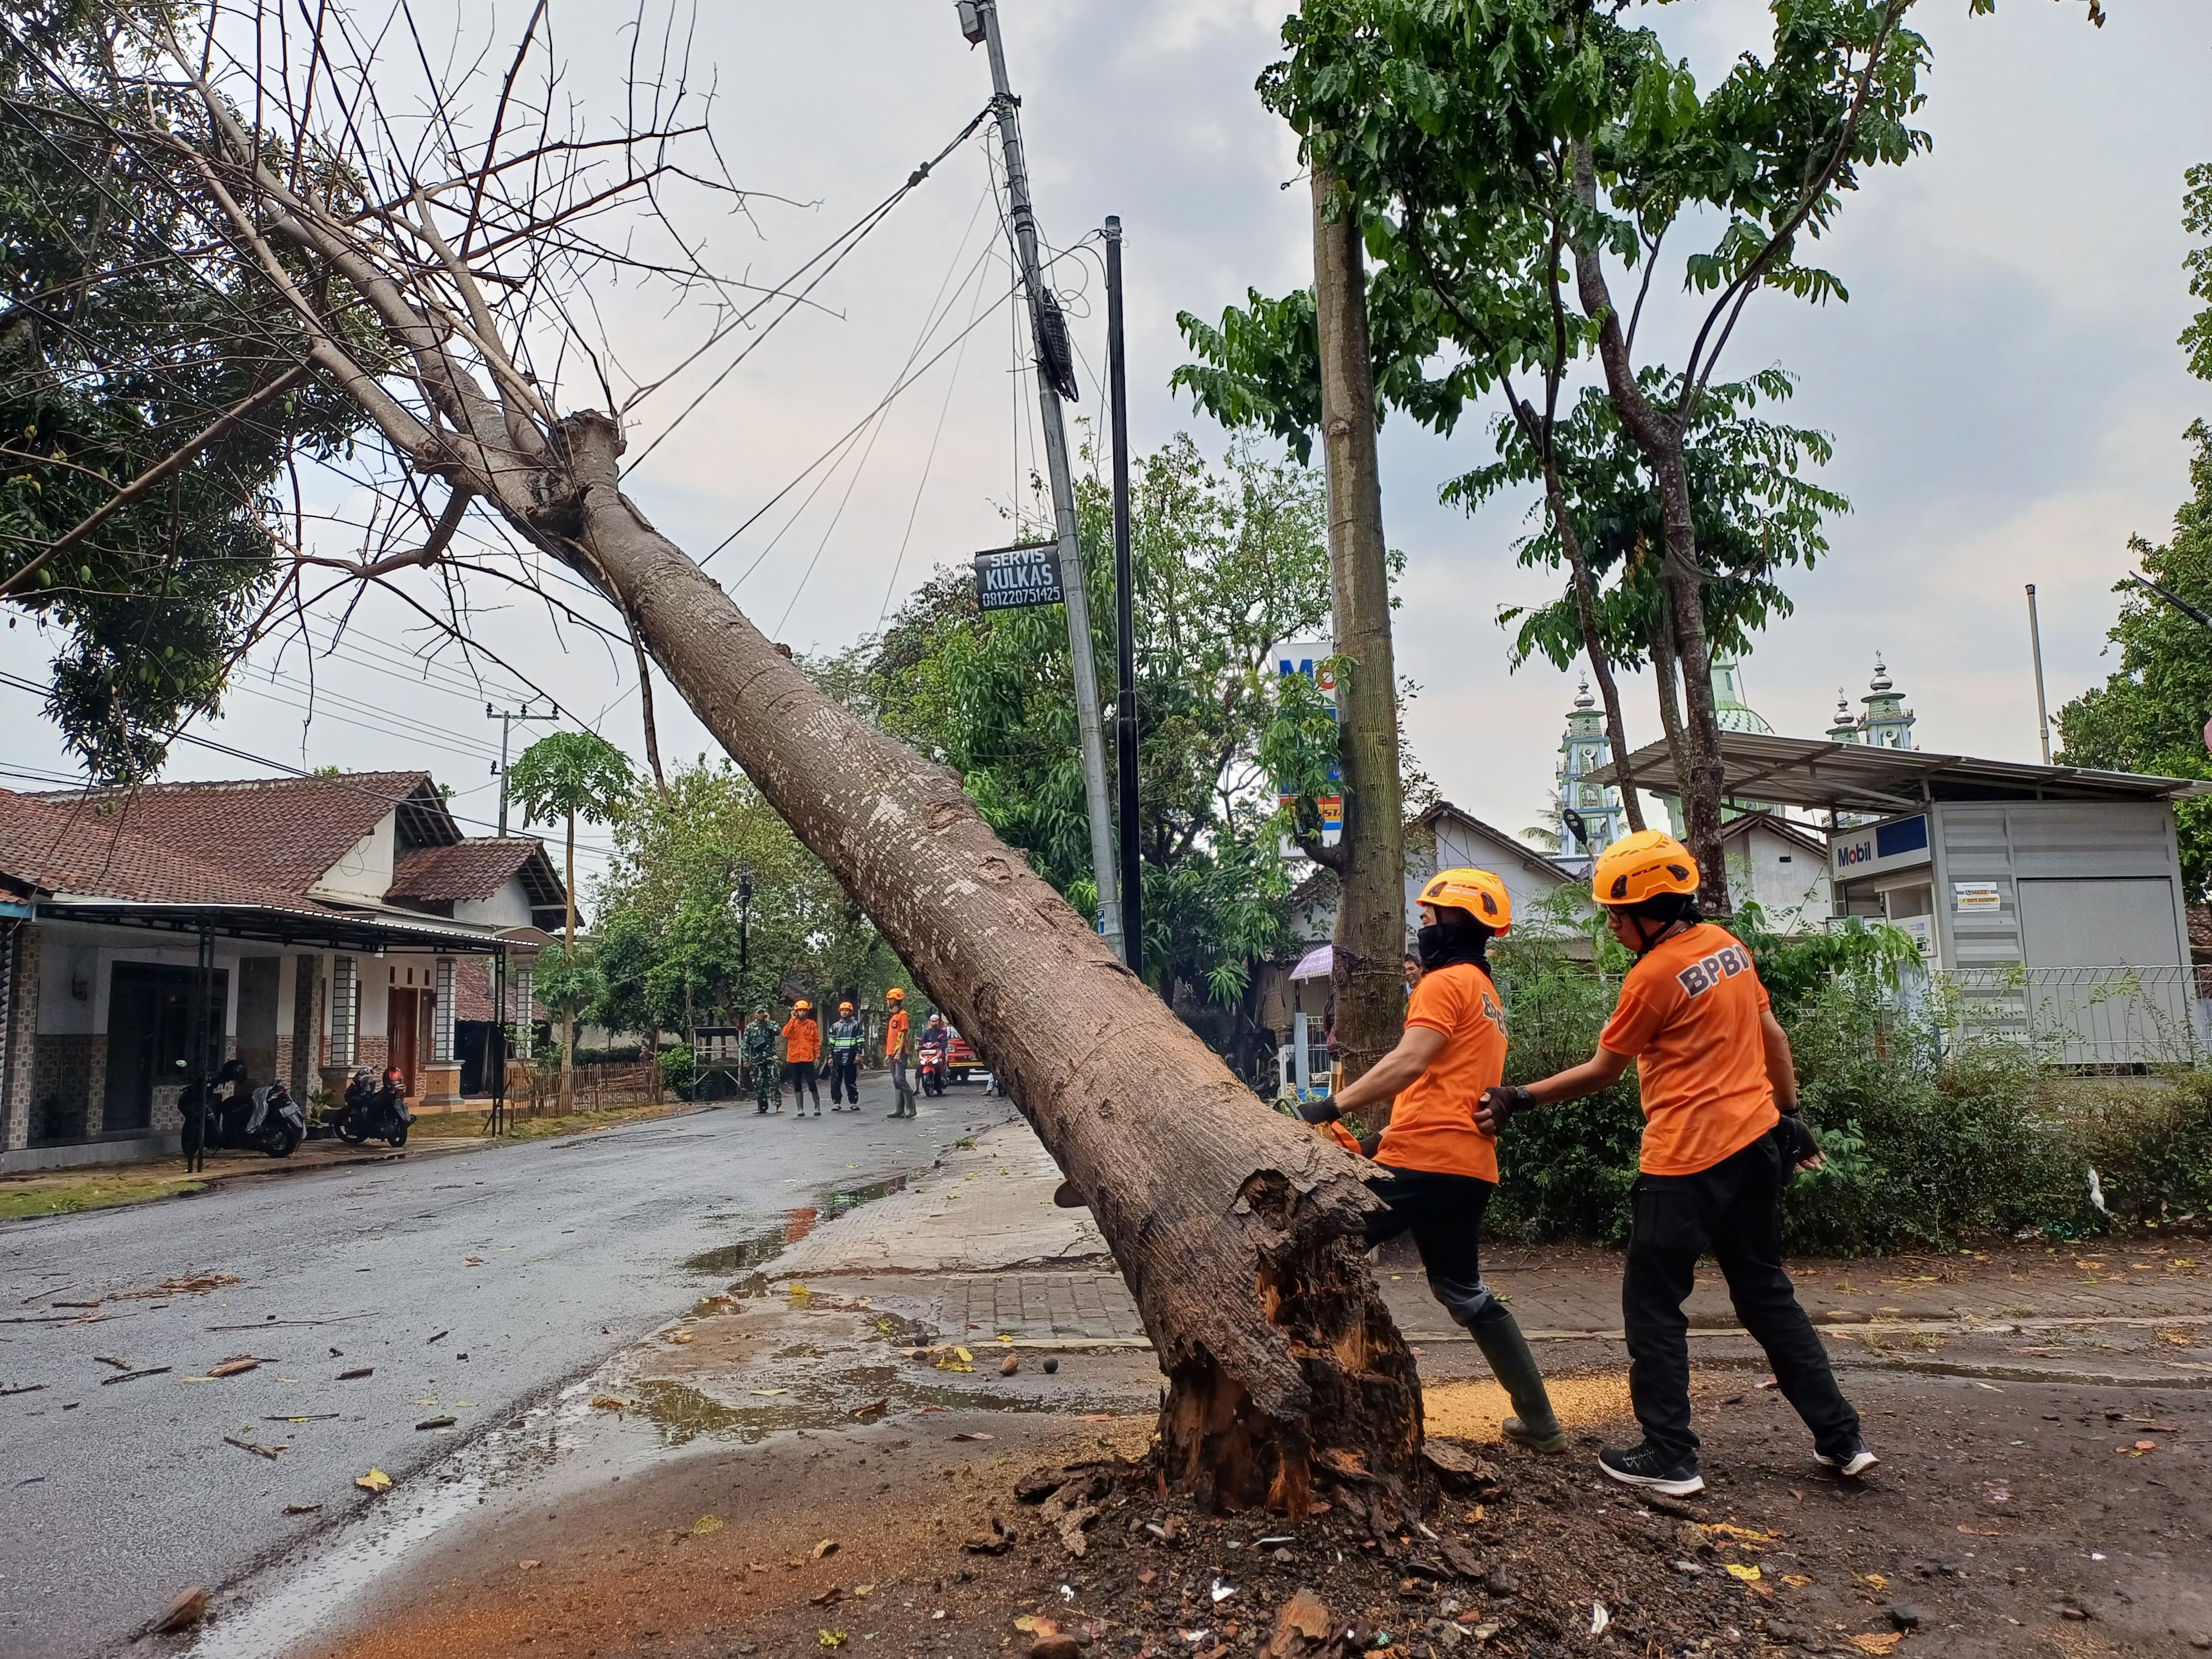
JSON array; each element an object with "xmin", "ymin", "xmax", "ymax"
[{"xmin": 1588, "ymin": 733, "xmax": 2210, "ymax": 816}]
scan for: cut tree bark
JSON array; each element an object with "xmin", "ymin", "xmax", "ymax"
[
  {"xmin": 164, "ymin": 76, "xmax": 1427, "ymax": 1504},
  {"xmin": 1310, "ymin": 163, "xmax": 1407, "ymax": 1088}
]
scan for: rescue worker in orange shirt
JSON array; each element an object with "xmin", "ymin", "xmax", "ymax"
[
  {"xmin": 781, "ymin": 999, "xmax": 822, "ymax": 1118},
  {"xmin": 1298, "ymin": 868, "xmax": 1566, "ymax": 1455},
  {"xmin": 884, "ymin": 988, "xmax": 916, "ymax": 1120},
  {"xmin": 1478, "ymin": 830, "xmax": 1871, "ymax": 1497}
]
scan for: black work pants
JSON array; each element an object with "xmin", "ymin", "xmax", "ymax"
[
  {"xmin": 1623, "ymin": 1131, "xmax": 1860, "ymax": 1461},
  {"xmin": 1362, "ymin": 1165, "xmax": 1507, "ymax": 1332},
  {"xmin": 830, "ymin": 1055, "xmax": 859, "ymax": 1103},
  {"xmin": 784, "ymin": 1060, "xmax": 818, "ymax": 1107}
]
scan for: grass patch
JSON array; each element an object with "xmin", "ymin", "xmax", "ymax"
[
  {"xmin": 408, "ymin": 1100, "xmax": 687, "ymax": 1141},
  {"xmin": 0, "ymin": 1170, "xmax": 207, "ymax": 1221}
]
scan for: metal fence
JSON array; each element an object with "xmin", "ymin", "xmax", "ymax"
[{"xmin": 1933, "ymin": 964, "xmax": 2203, "ymax": 1068}]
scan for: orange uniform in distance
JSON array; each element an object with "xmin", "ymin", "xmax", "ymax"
[
  {"xmin": 884, "ymin": 1007, "xmax": 909, "ymax": 1062},
  {"xmin": 1376, "ymin": 962, "xmax": 1507, "ymax": 1183},
  {"xmin": 782, "ymin": 1014, "xmax": 821, "ymax": 1064},
  {"xmin": 1599, "ymin": 922, "xmax": 1779, "ymax": 1176}
]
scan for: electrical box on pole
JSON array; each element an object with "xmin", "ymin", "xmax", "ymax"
[{"xmin": 961, "ymin": 0, "xmax": 1123, "ymax": 960}]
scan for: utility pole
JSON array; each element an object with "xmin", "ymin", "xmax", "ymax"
[
  {"xmin": 962, "ymin": 0, "xmax": 1123, "ymax": 959},
  {"xmin": 2024, "ymin": 585, "xmax": 2051, "ymax": 764},
  {"xmin": 1105, "ymin": 215, "xmax": 1141, "ymax": 979},
  {"xmin": 487, "ymin": 703, "xmax": 557, "ymax": 834}
]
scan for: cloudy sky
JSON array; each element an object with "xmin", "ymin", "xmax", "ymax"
[{"xmin": 4, "ymin": 0, "xmax": 2209, "ymax": 885}]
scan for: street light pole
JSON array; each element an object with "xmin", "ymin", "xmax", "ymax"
[
  {"xmin": 963, "ymin": 0, "xmax": 1123, "ymax": 960},
  {"xmin": 2025, "ymin": 585, "xmax": 2052, "ymax": 764},
  {"xmin": 1105, "ymin": 215, "xmax": 1141, "ymax": 979}
]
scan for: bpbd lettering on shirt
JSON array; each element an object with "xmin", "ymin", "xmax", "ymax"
[{"xmin": 1674, "ymin": 943, "xmax": 1752, "ymax": 999}]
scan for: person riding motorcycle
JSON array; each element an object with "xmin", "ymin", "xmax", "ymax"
[
  {"xmin": 826, "ymin": 1001, "xmax": 865, "ymax": 1111},
  {"xmin": 1477, "ymin": 830, "xmax": 1872, "ymax": 1496},
  {"xmin": 916, "ymin": 1014, "xmax": 950, "ymax": 1097},
  {"xmin": 1298, "ymin": 867, "xmax": 1566, "ymax": 1455}
]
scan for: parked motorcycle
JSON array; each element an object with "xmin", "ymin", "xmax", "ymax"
[
  {"xmin": 333, "ymin": 1066, "xmax": 412, "ymax": 1147},
  {"xmin": 179, "ymin": 1059, "xmax": 305, "ymax": 1159}
]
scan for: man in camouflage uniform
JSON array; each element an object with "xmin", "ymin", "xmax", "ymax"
[{"xmin": 742, "ymin": 1008, "xmax": 780, "ymax": 1114}]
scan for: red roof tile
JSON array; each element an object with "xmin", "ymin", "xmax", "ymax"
[
  {"xmin": 0, "ymin": 789, "xmax": 331, "ymax": 915},
  {"xmin": 29, "ymin": 773, "xmax": 447, "ymax": 896},
  {"xmin": 390, "ymin": 840, "xmax": 541, "ymax": 903}
]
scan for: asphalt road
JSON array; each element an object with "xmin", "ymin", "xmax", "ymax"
[{"xmin": 0, "ymin": 1077, "xmax": 1009, "ymax": 1659}]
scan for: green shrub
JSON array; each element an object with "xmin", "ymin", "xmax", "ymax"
[
  {"xmin": 1486, "ymin": 916, "xmax": 1642, "ymax": 1243},
  {"xmin": 2037, "ymin": 1071, "xmax": 2212, "ymax": 1229},
  {"xmin": 657, "ymin": 1043, "xmax": 696, "ymax": 1099},
  {"xmin": 1475, "ymin": 901, "xmax": 2211, "ymax": 1251}
]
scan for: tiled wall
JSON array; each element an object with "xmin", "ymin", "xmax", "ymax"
[
  {"xmin": 30, "ymin": 1033, "xmax": 102, "ymax": 1144},
  {"xmin": 1, "ymin": 926, "xmax": 35, "ymax": 1154}
]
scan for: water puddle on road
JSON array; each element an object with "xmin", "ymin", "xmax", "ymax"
[{"xmin": 680, "ymin": 1173, "xmax": 909, "ymax": 1277}]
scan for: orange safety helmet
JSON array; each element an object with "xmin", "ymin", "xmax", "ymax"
[
  {"xmin": 794, "ymin": 999, "xmax": 812, "ymax": 1013},
  {"xmin": 1416, "ymin": 867, "xmax": 1512, "ymax": 936},
  {"xmin": 838, "ymin": 1000, "xmax": 854, "ymax": 1014},
  {"xmin": 1591, "ymin": 830, "xmax": 1700, "ymax": 906},
  {"xmin": 886, "ymin": 987, "xmax": 905, "ymax": 1003}
]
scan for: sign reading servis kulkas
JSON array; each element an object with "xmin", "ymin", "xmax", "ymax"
[{"xmin": 973, "ymin": 541, "xmax": 1065, "ymax": 611}]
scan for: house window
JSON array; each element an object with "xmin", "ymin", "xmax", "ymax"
[
  {"xmin": 434, "ymin": 958, "xmax": 455, "ymax": 1063},
  {"xmin": 515, "ymin": 964, "xmax": 534, "ymax": 1060},
  {"xmin": 331, "ymin": 955, "xmax": 358, "ymax": 1066}
]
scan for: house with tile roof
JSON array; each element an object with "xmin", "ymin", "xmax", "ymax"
[{"xmin": 0, "ymin": 773, "xmax": 565, "ymax": 1172}]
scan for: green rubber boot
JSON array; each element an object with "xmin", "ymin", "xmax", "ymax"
[{"xmin": 1470, "ymin": 1307, "xmax": 1568, "ymax": 1454}]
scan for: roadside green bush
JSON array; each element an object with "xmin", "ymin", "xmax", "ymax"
[
  {"xmin": 2039, "ymin": 1070, "xmax": 2212, "ymax": 1228},
  {"xmin": 656, "ymin": 1042, "xmax": 696, "ymax": 1099},
  {"xmin": 1486, "ymin": 911, "xmax": 1642, "ymax": 1243},
  {"xmin": 1477, "ymin": 901, "xmax": 2211, "ymax": 1251}
]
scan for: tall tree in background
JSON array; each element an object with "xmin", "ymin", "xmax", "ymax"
[
  {"xmin": 1462, "ymin": 369, "xmax": 1846, "ymax": 740},
  {"xmin": 592, "ymin": 756, "xmax": 901, "ymax": 1034},
  {"xmin": 1190, "ymin": 0, "xmax": 1977, "ymax": 908},
  {"xmin": 827, "ymin": 435, "xmax": 1339, "ymax": 1065},
  {"xmin": 3, "ymin": 4, "xmax": 1428, "ymax": 1496},
  {"xmin": 1307, "ymin": 158, "xmax": 1409, "ymax": 1088},
  {"xmin": 2058, "ymin": 164, "xmax": 2212, "ymax": 898},
  {"xmin": 0, "ymin": 3, "xmax": 372, "ymax": 779},
  {"xmin": 508, "ymin": 730, "xmax": 636, "ymax": 1112}
]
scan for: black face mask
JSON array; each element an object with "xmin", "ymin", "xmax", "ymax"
[{"xmin": 1416, "ymin": 910, "xmax": 1491, "ymax": 973}]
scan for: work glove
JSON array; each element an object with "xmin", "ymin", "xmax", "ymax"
[
  {"xmin": 1357, "ymin": 1131, "xmax": 1383, "ymax": 1159},
  {"xmin": 1475, "ymin": 1084, "xmax": 1535, "ymax": 1134},
  {"xmin": 1774, "ymin": 1106, "xmax": 1820, "ymax": 1170},
  {"xmin": 1295, "ymin": 1094, "xmax": 1342, "ymax": 1125}
]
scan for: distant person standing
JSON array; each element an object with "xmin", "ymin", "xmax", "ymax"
[
  {"xmin": 781, "ymin": 999, "xmax": 822, "ymax": 1117},
  {"xmin": 827, "ymin": 1001, "xmax": 865, "ymax": 1110},
  {"xmin": 1403, "ymin": 950, "xmax": 1424, "ymax": 998},
  {"xmin": 743, "ymin": 1008, "xmax": 780, "ymax": 1114},
  {"xmin": 884, "ymin": 988, "xmax": 915, "ymax": 1119}
]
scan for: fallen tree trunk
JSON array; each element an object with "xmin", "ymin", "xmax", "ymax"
[
  {"xmin": 560, "ymin": 413, "xmax": 1423, "ymax": 1509},
  {"xmin": 136, "ymin": 24, "xmax": 1427, "ymax": 1509}
]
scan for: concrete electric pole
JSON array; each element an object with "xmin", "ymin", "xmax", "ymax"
[
  {"xmin": 961, "ymin": 0, "xmax": 1123, "ymax": 959},
  {"xmin": 487, "ymin": 702, "xmax": 557, "ymax": 834}
]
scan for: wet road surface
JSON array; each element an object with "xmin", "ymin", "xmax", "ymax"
[{"xmin": 0, "ymin": 1080, "xmax": 1010, "ymax": 1659}]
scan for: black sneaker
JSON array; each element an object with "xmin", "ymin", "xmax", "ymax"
[
  {"xmin": 1814, "ymin": 1444, "xmax": 1880, "ymax": 1478},
  {"xmin": 1598, "ymin": 1442, "xmax": 1704, "ymax": 1496}
]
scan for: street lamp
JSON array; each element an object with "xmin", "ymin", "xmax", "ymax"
[{"xmin": 736, "ymin": 867, "xmax": 755, "ymax": 1001}]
